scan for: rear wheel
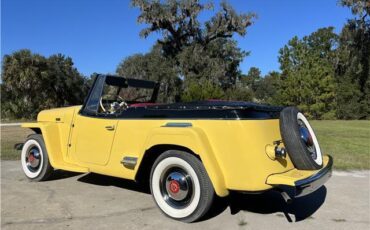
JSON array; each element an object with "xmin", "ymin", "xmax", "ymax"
[
  {"xmin": 150, "ymin": 150, "xmax": 215, "ymax": 222},
  {"xmin": 280, "ymin": 107, "xmax": 323, "ymax": 170},
  {"xmin": 21, "ymin": 134, "xmax": 53, "ymax": 181}
]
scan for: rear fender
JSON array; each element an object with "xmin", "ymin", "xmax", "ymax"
[{"xmin": 140, "ymin": 126, "xmax": 228, "ymax": 197}]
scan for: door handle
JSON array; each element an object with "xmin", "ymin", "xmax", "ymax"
[{"xmin": 105, "ymin": 125, "xmax": 115, "ymax": 131}]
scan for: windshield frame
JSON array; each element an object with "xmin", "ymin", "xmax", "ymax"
[{"xmin": 80, "ymin": 74, "xmax": 159, "ymax": 117}]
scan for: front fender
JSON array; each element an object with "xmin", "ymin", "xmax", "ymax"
[
  {"xmin": 22, "ymin": 122, "xmax": 62, "ymax": 167},
  {"xmin": 21, "ymin": 122, "xmax": 88, "ymax": 173},
  {"xmin": 141, "ymin": 126, "xmax": 228, "ymax": 197}
]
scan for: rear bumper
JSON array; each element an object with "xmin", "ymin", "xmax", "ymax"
[
  {"xmin": 294, "ymin": 155, "xmax": 333, "ymax": 197},
  {"xmin": 266, "ymin": 155, "xmax": 333, "ymax": 197}
]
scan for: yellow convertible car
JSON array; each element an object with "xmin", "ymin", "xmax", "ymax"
[{"xmin": 19, "ymin": 74, "xmax": 332, "ymax": 222}]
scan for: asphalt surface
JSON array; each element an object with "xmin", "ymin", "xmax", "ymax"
[{"xmin": 1, "ymin": 160, "xmax": 369, "ymax": 230}]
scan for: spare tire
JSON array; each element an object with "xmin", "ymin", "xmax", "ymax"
[{"xmin": 280, "ymin": 107, "xmax": 323, "ymax": 170}]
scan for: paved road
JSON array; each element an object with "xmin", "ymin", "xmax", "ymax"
[{"xmin": 1, "ymin": 161, "xmax": 369, "ymax": 230}]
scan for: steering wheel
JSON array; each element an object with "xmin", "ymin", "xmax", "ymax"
[{"xmin": 99, "ymin": 94, "xmax": 128, "ymax": 113}]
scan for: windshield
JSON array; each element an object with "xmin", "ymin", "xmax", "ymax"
[
  {"xmin": 104, "ymin": 75, "xmax": 158, "ymax": 103},
  {"xmin": 118, "ymin": 87, "xmax": 154, "ymax": 102},
  {"xmin": 82, "ymin": 75, "xmax": 159, "ymax": 116}
]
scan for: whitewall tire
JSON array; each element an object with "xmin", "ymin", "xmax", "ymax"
[
  {"xmin": 280, "ymin": 107, "xmax": 324, "ymax": 170},
  {"xmin": 297, "ymin": 112, "xmax": 323, "ymax": 166},
  {"xmin": 21, "ymin": 134, "xmax": 53, "ymax": 181},
  {"xmin": 150, "ymin": 150, "xmax": 215, "ymax": 222}
]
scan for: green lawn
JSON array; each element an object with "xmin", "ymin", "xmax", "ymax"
[
  {"xmin": 1, "ymin": 121, "xmax": 369, "ymax": 170},
  {"xmin": 1, "ymin": 126, "xmax": 33, "ymax": 160},
  {"xmin": 310, "ymin": 120, "xmax": 370, "ymax": 170}
]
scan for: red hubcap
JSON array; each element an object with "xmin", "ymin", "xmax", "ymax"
[
  {"xmin": 28, "ymin": 154, "xmax": 35, "ymax": 163},
  {"xmin": 169, "ymin": 180, "xmax": 180, "ymax": 193}
]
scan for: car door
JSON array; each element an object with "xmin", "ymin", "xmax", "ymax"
[
  {"xmin": 69, "ymin": 75, "xmax": 121, "ymax": 166},
  {"xmin": 72, "ymin": 114, "xmax": 118, "ymax": 166}
]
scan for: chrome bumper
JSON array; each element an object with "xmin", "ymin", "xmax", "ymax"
[{"xmin": 294, "ymin": 155, "xmax": 333, "ymax": 197}]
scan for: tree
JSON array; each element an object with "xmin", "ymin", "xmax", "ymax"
[
  {"xmin": 1, "ymin": 49, "xmax": 87, "ymax": 119},
  {"xmin": 278, "ymin": 28, "xmax": 338, "ymax": 119},
  {"xmin": 223, "ymin": 84, "xmax": 254, "ymax": 102},
  {"xmin": 116, "ymin": 45, "xmax": 181, "ymax": 103},
  {"xmin": 45, "ymin": 54, "xmax": 88, "ymax": 107},
  {"xmin": 336, "ymin": 0, "xmax": 370, "ymax": 119},
  {"xmin": 2, "ymin": 50, "xmax": 50, "ymax": 119},
  {"xmin": 241, "ymin": 67, "xmax": 262, "ymax": 91},
  {"xmin": 132, "ymin": 0, "xmax": 254, "ymax": 55},
  {"xmin": 181, "ymin": 78, "xmax": 224, "ymax": 101},
  {"xmin": 254, "ymin": 71, "xmax": 281, "ymax": 104},
  {"xmin": 340, "ymin": 0, "xmax": 370, "ymax": 16},
  {"xmin": 176, "ymin": 38, "xmax": 246, "ymax": 88},
  {"xmin": 131, "ymin": 0, "xmax": 255, "ymax": 91}
]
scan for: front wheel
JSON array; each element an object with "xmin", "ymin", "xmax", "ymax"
[
  {"xmin": 21, "ymin": 134, "xmax": 53, "ymax": 181},
  {"xmin": 150, "ymin": 150, "xmax": 215, "ymax": 222}
]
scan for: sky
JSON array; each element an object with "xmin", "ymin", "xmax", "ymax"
[{"xmin": 1, "ymin": 0, "xmax": 353, "ymax": 77}]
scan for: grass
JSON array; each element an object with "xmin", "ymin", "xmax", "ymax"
[
  {"xmin": 310, "ymin": 120, "xmax": 370, "ymax": 170},
  {"xmin": 1, "ymin": 126, "xmax": 33, "ymax": 160},
  {"xmin": 1, "ymin": 120, "xmax": 369, "ymax": 169},
  {"xmin": 0, "ymin": 119, "xmax": 34, "ymax": 123}
]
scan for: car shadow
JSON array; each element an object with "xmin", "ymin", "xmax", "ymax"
[
  {"xmin": 71, "ymin": 172, "xmax": 327, "ymax": 222},
  {"xmin": 204, "ymin": 186, "xmax": 327, "ymax": 222},
  {"xmin": 77, "ymin": 172, "xmax": 151, "ymax": 194},
  {"xmin": 46, "ymin": 169, "xmax": 83, "ymax": 181}
]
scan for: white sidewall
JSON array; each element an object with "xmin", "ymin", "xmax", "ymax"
[
  {"xmin": 151, "ymin": 157, "xmax": 201, "ymax": 219},
  {"xmin": 297, "ymin": 112, "xmax": 323, "ymax": 166},
  {"xmin": 21, "ymin": 139, "xmax": 44, "ymax": 178}
]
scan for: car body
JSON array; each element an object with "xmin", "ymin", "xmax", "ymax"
[{"xmin": 20, "ymin": 74, "xmax": 332, "ymax": 222}]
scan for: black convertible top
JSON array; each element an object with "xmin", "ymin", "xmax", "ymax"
[
  {"xmin": 149, "ymin": 100, "xmax": 283, "ymax": 112},
  {"xmin": 118, "ymin": 100, "xmax": 283, "ymax": 120},
  {"xmin": 82, "ymin": 74, "xmax": 283, "ymax": 120}
]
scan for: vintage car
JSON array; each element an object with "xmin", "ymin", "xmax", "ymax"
[{"xmin": 19, "ymin": 74, "xmax": 332, "ymax": 222}]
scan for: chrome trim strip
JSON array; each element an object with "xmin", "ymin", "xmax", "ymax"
[
  {"xmin": 162, "ymin": 122, "xmax": 193, "ymax": 127},
  {"xmin": 121, "ymin": 156, "xmax": 138, "ymax": 169}
]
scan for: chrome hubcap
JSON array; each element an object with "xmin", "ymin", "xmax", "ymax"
[
  {"xmin": 160, "ymin": 167, "xmax": 194, "ymax": 209},
  {"xmin": 165, "ymin": 171, "xmax": 190, "ymax": 201},
  {"xmin": 26, "ymin": 146, "xmax": 41, "ymax": 172},
  {"xmin": 298, "ymin": 119, "xmax": 317, "ymax": 160},
  {"xmin": 299, "ymin": 126, "xmax": 313, "ymax": 146}
]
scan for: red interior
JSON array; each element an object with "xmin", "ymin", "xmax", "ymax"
[{"xmin": 129, "ymin": 103, "xmax": 159, "ymax": 108}]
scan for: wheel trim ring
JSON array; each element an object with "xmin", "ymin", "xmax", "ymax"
[{"xmin": 297, "ymin": 113, "xmax": 323, "ymax": 165}]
